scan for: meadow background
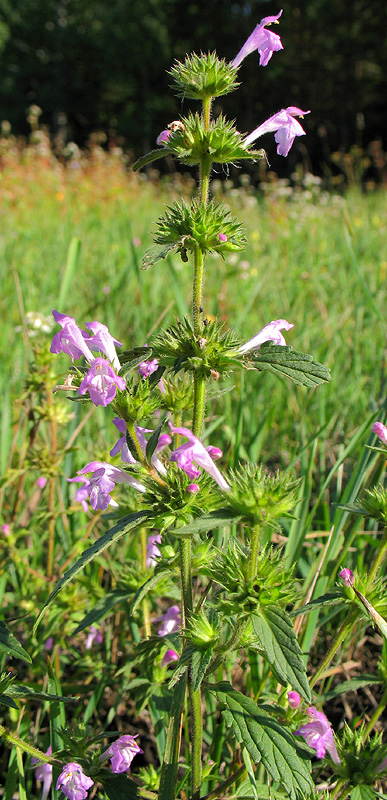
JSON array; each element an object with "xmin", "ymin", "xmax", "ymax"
[{"xmin": 1, "ymin": 1, "xmax": 387, "ymax": 795}]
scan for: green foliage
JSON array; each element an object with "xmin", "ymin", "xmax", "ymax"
[
  {"xmin": 151, "ymin": 316, "xmax": 241, "ymax": 378},
  {"xmin": 335, "ymin": 724, "xmax": 387, "ymax": 787},
  {"xmin": 148, "ymin": 198, "xmax": 247, "ymax": 262},
  {"xmin": 160, "ymin": 112, "xmax": 264, "ymax": 166},
  {"xmin": 169, "ymin": 51, "xmax": 239, "ymax": 100},
  {"xmin": 213, "ymin": 682, "xmax": 313, "ymax": 800},
  {"xmin": 0, "ymin": 619, "xmax": 31, "ymax": 663},
  {"xmin": 340, "ymin": 485, "xmax": 387, "ymax": 524},
  {"xmin": 247, "ymin": 342, "xmax": 331, "ymax": 388},
  {"xmin": 251, "ymin": 607, "xmax": 310, "ymax": 701},
  {"xmin": 224, "ymin": 463, "xmax": 299, "ymax": 528}
]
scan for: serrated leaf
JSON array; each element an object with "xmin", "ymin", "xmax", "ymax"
[
  {"xmin": 130, "ymin": 568, "xmax": 170, "ymax": 614},
  {"xmin": 252, "ymin": 608, "xmax": 311, "ymax": 702},
  {"xmin": 119, "ymin": 346, "xmax": 150, "ymax": 369},
  {"xmin": 336, "ymin": 502, "xmax": 369, "ymax": 516},
  {"xmin": 99, "ymin": 770, "xmax": 138, "ymax": 799},
  {"xmin": 72, "ymin": 589, "xmax": 132, "ymax": 634},
  {"xmin": 132, "ymin": 148, "xmax": 172, "ymax": 171},
  {"xmin": 9, "ymin": 686, "xmax": 77, "ymax": 702},
  {"xmin": 351, "ymin": 787, "xmax": 377, "ymax": 800},
  {"xmin": 142, "ymin": 241, "xmax": 181, "ymax": 269},
  {"xmin": 251, "ymin": 343, "xmax": 331, "ymax": 388},
  {"xmin": 0, "ymin": 619, "xmax": 31, "ymax": 663},
  {"xmin": 191, "ymin": 648, "xmax": 213, "ymax": 691},
  {"xmin": 170, "ymin": 508, "xmax": 241, "ymax": 536},
  {"xmin": 34, "ymin": 511, "xmax": 150, "ymax": 631},
  {"xmin": 213, "ymin": 682, "xmax": 313, "ymax": 800},
  {"xmin": 290, "ymin": 592, "xmax": 343, "ymax": 617}
]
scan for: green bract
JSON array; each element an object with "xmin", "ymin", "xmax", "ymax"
[
  {"xmin": 169, "ymin": 52, "xmax": 239, "ymax": 100},
  {"xmin": 149, "ymin": 199, "xmax": 247, "ymax": 261},
  {"xmin": 112, "ymin": 376, "xmax": 161, "ymax": 424},
  {"xmin": 151, "ymin": 317, "xmax": 242, "ymax": 378},
  {"xmin": 335, "ymin": 724, "xmax": 387, "ymax": 787},
  {"xmin": 224, "ymin": 464, "xmax": 299, "ymax": 528},
  {"xmin": 164, "ymin": 112, "xmax": 264, "ymax": 166}
]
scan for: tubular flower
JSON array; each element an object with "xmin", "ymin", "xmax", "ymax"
[
  {"xmin": 156, "ymin": 605, "xmax": 181, "ymax": 636},
  {"xmin": 110, "ymin": 418, "xmax": 171, "ymax": 474},
  {"xmin": 161, "ymin": 648, "xmax": 179, "ymax": 667},
  {"xmin": 146, "ymin": 533, "xmax": 162, "ymax": 567},
  {"xmin": 67, "ymin": 475, "xmax": 118, "ymax": 512},
  {"xmin": 239, "ymin": 319, "xmax": 294, "ymax": 354},
  {"xmin": 74, "ymin": 461, "xmax": 146, "ymax": 510},
  {"xmin": 339, "ymin": 568, "xmax": 354, "ymax": 587},
  {"xmin": 84, "ymin": 320, "xmax": 122, "ymax": 371},
  {"xmin": 102, "ymin": 735, "xmax": 143, "ymax": 774},
  {"xmin": 169, "ymin": 424, "xmax": 230, "ymax": 492},
  {"xmin": 232, "ymin": 11, "xmax": 283, "ymax": 68},
  {"xmin": 50, "ymin": 310, "xmax": 95, "ymax": 363},
  {"xmin": 56, "ymin": 763, "xmax": 94, "ymax": 800},
  {"xmin": 295, "ymin": 707, "xmax": 341, "ymax": 764},
  {"xmin": 32, "ymin": 747, "xmax": 52, "ymax": 800},
  {"xmin": 243, "ymin": 107, "xmax": 310, "ymax": 156},
  {"xmin": 85, "ymin": 625, "xmax": 103, "ymax": 650},
  {"xmin": 371, "ymin": 421, "xmax": 387, "ymax": 445},
  {"xmin": 287, "ymin": 691, "xmax": 301, "ymax": 709},
  {"xmin": 110, "ymin": 418, "xmax": 137, "ymax": 464},
  {"xmin": 79, "ymin": 358, "xmax": 126, "ymax": 407},
  {"xmin": 157, "ymin": 129, "xmax": 171, "ymax": 146}
]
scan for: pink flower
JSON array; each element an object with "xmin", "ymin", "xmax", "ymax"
[
  {"xmin": 110, "ymin": 418, "xmax": 137, "ymax": 464},
  {"xmin": 156, "ymin": 605, "xmax": 181, "ymax": 636},
  {"xmin": 50, "ymin": 310, "xmax": 95, "ymax": 363},
  {"xmin": 146, "ymin": 533, "xmax": 162, "ymax": 567},
  {"xmin": 169, "ymin": 424, "xmax": 230, "ymax": 492},
  {"xmin": 232, "ymin": 11, "xmax": 283, "ymax": 69},
  {"xmin": 161, "ymin": 648, "xmax": 179, "ymax": 667},
  {"xmin": 243, "ymin": 107, "xmax": 310, "ymax": 157},
  {"xmin": 32, "ymin": 747, "xmax": 52, "ymax": 800},
  {"xmin": 287, "ymin": 691, "xmax": 301, "ymax": 709},
  {"xmin": 36, "ymin": 476, "xmax": 47, "ymax": 488},
  {"xmin": 157, "ymin": 129, "xmax": 171, "ymax": 146},
  {"xmin": 110, "ymin": 418, "xmax": 171, "ymax": 475},
  {"xmin": 84, "ymin": 320, "xmax": 122, "ymax": 371},
  {"xmin": 56, "ymin": 763, "xmax": 94, "ymax": 800},
  {"xmin": 85, "ymin": 625, "xmax": 103, "ymax": 650},
  {"xmin": 78, "ymin": 358, "xmax": 126, "ymax": 407},
  {"xmin": 339, "ymin": 568, "xmax": 354, "ymax": 587},
  {"xmin": 295, "ymin": 707, "xmax": 340, "ymax": 764},
  {"xmin": 138, "ymin": 346, "xmax": 159, "ymax": 379},
  {"xmin": 218, "ymin": 233, "xmax": 228, "ymax": 242},
  {"xmin": 2, "ymin": 523, "xmax": 11, "ymax": 536},
  {"xmin": 186, "ymin": 483, "xmax": 200, "ymax": 494},
  {"xmin": 72, "ymin": 461, "xmax": 145, "ymax": 511},
  {"xmin": 102, "ymin": 735, "xmax": 143, "ymax": 774},
  {"xmin": 238, "ymin": 319, "xmax": 294, "ymax": 355},
  {"xmin": 371, "ymin": 421, "xmax": 387, "ymax": 445}
]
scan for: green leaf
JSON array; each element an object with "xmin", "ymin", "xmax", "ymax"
[
  {"xmin": 319, "ymin": 674, "xmax": 381, "ymax": 702},
  {"xmin": 213, "ymin": 682, "xmax": 313, "ymax": 800},
  {"xmin": 72, "ymin": 589, "xmax": 132, "ymax": 634},
  {"xmin": 351, "ymin": 787, "xmax": 377, "ymax": 800},
  {"xmin": 242, "ymin": 747, "xmax": 259, "ymax": 800},
  {"xmin": 0, "ymin": 695, "xmax": 19, "ymax": 709},
  {"xmin": 146, "ymin": 419, "xmax": 166, "ymax": 462},
  {"xmin": 191, "ymin": 648, "xmax": 213, "ymax": 692},
  {"xmin": 290, "ymin": 592, "xmax": 343, "ymax": 617},
  {"xmin": 119, "ymin": 346, "xmax": 150, "ymax": 369},
  {"xmin": 0, "ymin": 619, "xmax": 31, "ymax": 663},
  {"xmin": 142, "ymin": 241, "xmax": 183, "ymax": 269},
  {"xmin": 251, "ymin": 342, "xmax": 331, "ymax": 388},
  {"xmin": 34, "ymin": 511, "xmax": 150, "ymax": 631},
  {"xmin": 170, "ymin": 508, "xmax": 241, "ymax": 536},
  {"xmin": 98, "ymin": 770, "xmax": 138, "ymax": 799},
  {"xmin": 132, "ymin": 148, "xmax": 172, "ymax": 171},
  {"xmin": 9, "ymin": 685, "xmax": 77, "ymax": 702},
  {"xmin": 252, "ymin": 608, "xmax": 311, "ymax": 702},
  {"xmin": 130, "ymin": 568, "xmax": 170, "ymax": 614}
]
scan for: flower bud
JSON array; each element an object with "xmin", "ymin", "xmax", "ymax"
[
  {"xmin": 339, "ymin": 568, "xmax": 354, "ymax": 587},
  {"xmin": 287, "ymin": 690, "xmax": 301, "ymax": 709}
]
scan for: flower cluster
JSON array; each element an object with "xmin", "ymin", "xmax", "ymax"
[{"xmin": 50, "ymin": 309, "xmax": 125, "ymax": 406}]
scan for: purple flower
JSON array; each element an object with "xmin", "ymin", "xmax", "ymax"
[
  {"xmin": 44, "ymin": 637, "xmax": 54, "ymax": 651},
  {"xmin": 102, "ymin": 735, "xmax": 143, "ymax": 774},
  {"xmin": 138, "ymin": 346, "xmax": 159, "ymax": 379},
  {"xmin": 218, "ymin": 233, "xmax": 228, "ymax": 243},
  {"xmin": 50, "ymin": 310, "xmax": 95, "ymax": 364},
  {"xmin": 371, "ymin": 421, "xmax": 387, "ymax": 445},
  {"xmin": 78, "ymin": 358, "xmax": 126, "ymax": 407},
  {"xmin": 238, "ymin": 319, "xmax": 294, "ymax": 355},
  {"xmin": 110, "ymin": 418, "xmax": 137, "ymax": 464},
  {"xmin": 157, "ymin": 129, "xmax": 171, "ymax": 146},
  {"xmin": 84, "ymin": 320, "xmax": 122, "ymax": 371},
  {"xmin": 169, "ymin": 424, "xmax": 230, "ymax": 492},
  {"xmin": 56, "ymin": 763, "xmax": 94, "ymax": 800},
  {"xmin": 295, "ymin": 707, "xmax": 340, "ymax": 764},
  {"xmin": 85, "ymin": 625, "xmax": 103, "ymax": 650},
  {"xmin": 232, "ymin": 11, "xmax": 283, "ymax": 69},
  {"xmin": 110, "ymin": 418, "xmax": 171, "ymax": 474},
  {"xmin": 339, "ymin": 568, "xmax": 354, "ymax": 587},
  {"xmin": 186, "ymin": 483, "xmax": 200, "ymax": 494},
  {"xmin": 243, "ymin": 107, "xmax": 310, "ymax": 157},
  {"xmin": 156, "ymin": 605, "xmax": 181, "ymax": 636},
  {"xmin": 32, "ymin": 747, "xmax": 52, "ymax": 800},
  {"xmin": 36, "ymin": 476, "xmax": 47, "ymax": 488},
  {"xmin": 287, "ymin": 691, "xmax": 301, "ymax": 709},
  {"xmin": 146, "ymin": 533, "xmax": 162, "ymax": 567},
  {"xmin": 2, "ymin": 523, "xmax": 11, "ymax": 536},
  {"xmin": 161, "ymin": 648, "xmax": 179, "ymax": 667},
  {"xmin": 73, "ymin": 461, "xmax": 145, "ymax": 511}
]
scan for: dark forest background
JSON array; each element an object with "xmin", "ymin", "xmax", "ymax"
[{"xmin": 0, "ymin": 0, "xmax": 386, "ymax": 175}]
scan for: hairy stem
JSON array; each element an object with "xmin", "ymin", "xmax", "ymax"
[
  {"xmin": 140, "ymin": 528, "xmax": 151, "ymax": 638},
  {"xmin": 189, "ymin": 684, "xmax": 203, "ymax": 800}
]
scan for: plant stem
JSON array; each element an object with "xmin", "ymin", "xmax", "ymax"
[
  {"xmin": 310, "ymin": 614, "xmax": 357, "ymax": 688},
  {"xmin": 362, "ymin": 685, "xmax": 387, "ymax": 741},
  {"xmin": 179, "ymin": 539, "xmax": 193, "ymax": 627},
  {"xmin": 158, "ymin": 675, "xmax": 187, "ymax": 800},
  {"xmin": 189, "ymin": 684, "xmax": 203, "ymax": 800},
  {"xmin": 140, "ymin": 528, "xmax": 151, "ymax": 638},
  {"xmin": 367, "ymin": 526, "xmax": 387, "ymax": 588},
  {"xmin": 200, "ymin": 764, "xmax": 246, "ymax": 800},
  {"xmin": 248, "ymin": 524, "xmax": 261, "ymax": 581}
]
